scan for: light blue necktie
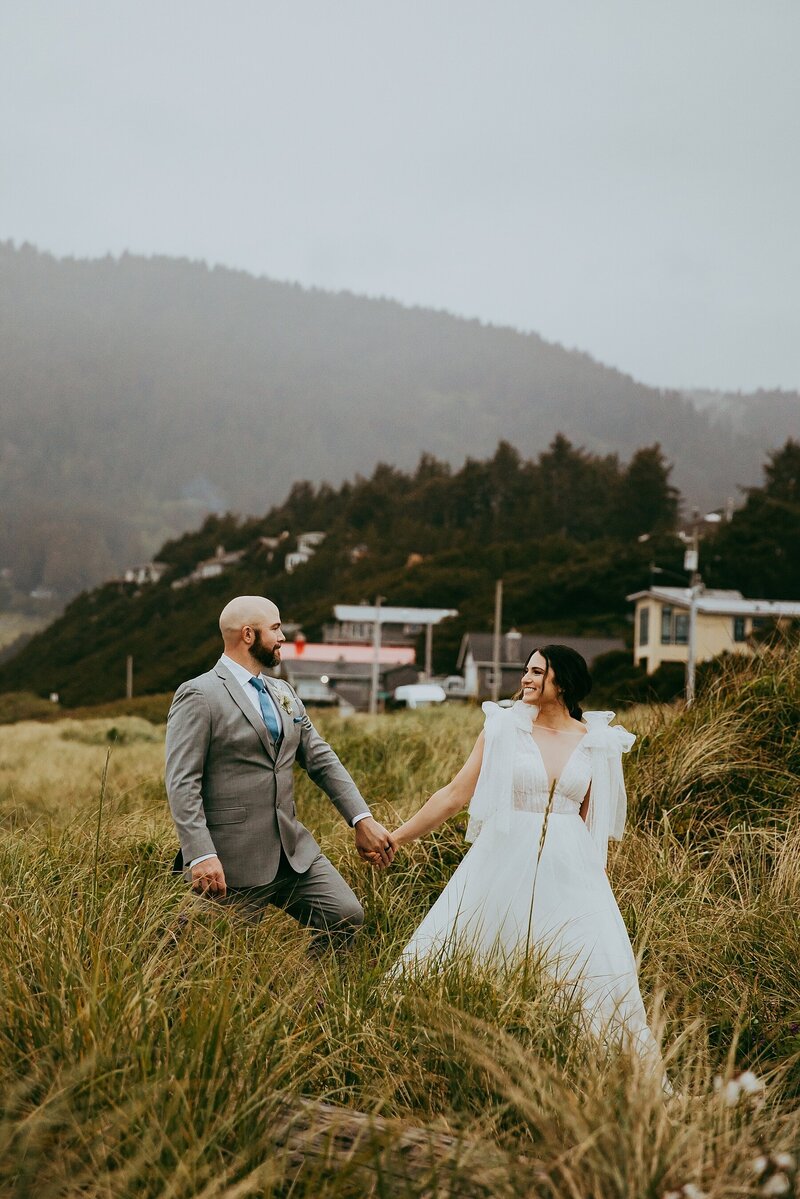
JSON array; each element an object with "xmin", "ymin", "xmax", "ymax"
[{"xmin": 248, "ymin": 676, "xmax": 282, "ymax": 744}]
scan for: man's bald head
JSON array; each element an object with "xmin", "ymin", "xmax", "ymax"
[
  {"xmin": 218, "ymin": 596, "xmax": 284, "ymax": 671},
  {"xmin": 219, "ymin": 595, "xmax": 279, "ymax": 645}
]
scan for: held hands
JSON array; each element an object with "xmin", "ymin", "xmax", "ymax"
[
  {"xmin": 354, "ymin": 816, "xmax": 398, "ymax": 869},
  {"xmin": 190, "ymin": 855, "xmax": 227, "ymax": 898}
]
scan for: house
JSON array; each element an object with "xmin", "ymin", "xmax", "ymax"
[
  {"xmin": 457, "ymin": 630, "xmax": 626, "ymax": 699},
  {"xmin": 627, "ymin": 586, "xmax": 800, "ymax": 674},
  {"xmin": 196, "ymin": 546, "xmax": 246, "ymax": 580},
  {"xmin": 171, "ymin": 545, "xmax": 246, "ymax": 588},
  {"xmin": 123, "ymin": 561, "xmax": 167, "ymax": 586},
  {"xmin": 297, "ymin": 531, "xmax": 326, "ymax": 555},
  {"xmin": 284, "ymin": 550, "xmax": 312, "ymax": 575},
  {"xmin": 285, "ymin": 531, "xmax": 327, "ymax": 575},
  {"xmin": 256, "ymin": 532, "xmax": 289, "ymax": 563},
  {"xmin": 324, "ymin": 604, "xmax": 459, "ymax": 648},
  {"xmin": 273, "ymin": 641, "xmax": 418, "ymax": 711}
]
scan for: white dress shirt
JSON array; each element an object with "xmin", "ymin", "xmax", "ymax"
[{"xmin": 188, "ymin": 655, "xmax": 370, "ymax": 869}]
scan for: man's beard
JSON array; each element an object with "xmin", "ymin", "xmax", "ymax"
[{"xmin": 251, "ymin": 628, "xmax": 281, "ymax": 669}]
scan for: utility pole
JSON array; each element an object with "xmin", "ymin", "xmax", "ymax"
[
  {"xmin": 424, "ymin": 621, "xmax": 433, "ymax": 681},
  {"xmin": 684, "ymin": 524, "xmax": 702, "ymax": 706},
  {"xmin": 491, "ymin": 579, "xmax": 503, "ymax": 703},
  {"xmin": 125, "ymin": 654, "xmax": 133, "ymax": 700},
  {"xmin": 369, "ymin": 596, "xmax": 383, "ymax": 715}
]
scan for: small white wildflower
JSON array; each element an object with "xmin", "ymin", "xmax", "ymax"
[
  {"xmin": 682, "ymin": 1186, "xmax": 708, "ymax": 1199},
  {"xmin": 761, "ymin": 1173, "xmax": 791, "ymax": 1197},
  {"xmin": 752, "ymin": 1156, "xmax": 769, "ymax": 1177},
  {"xmin": 738, "ymin": 1070, "xmax": 765, "ymax": 1096},
  {"xmin": 713, "ymin": 1073, "xmax": 740, "ymax": 1106},
  {"xmin": 773, "ymin": 1153, "xmax": 796, "ymax": 1172},
  {"xmin": 714, "ymin": 1069, "xmax": 765, "ymax": 1107}
]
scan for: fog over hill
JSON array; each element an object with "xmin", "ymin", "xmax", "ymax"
[{"xmin": 1, "ymin": 242, "xmax": 797, "ymax": 603}]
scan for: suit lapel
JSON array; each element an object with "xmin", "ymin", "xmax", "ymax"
[
  {"xmin": 214, "ymin": 661, "xmax": 276, "ymax": 761},
  {"xmin": 266, "ymin": 678, "xmax": 293, "ymax": 762}
]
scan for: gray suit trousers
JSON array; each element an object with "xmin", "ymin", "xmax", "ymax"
[{"xmin": 218, "ymin": 850, "xmax": 364, "ymax": 949}]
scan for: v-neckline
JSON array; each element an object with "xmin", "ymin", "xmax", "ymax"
[{"xmin": 528, "ymin": 725, "xmax": 588, "ymax": 792}]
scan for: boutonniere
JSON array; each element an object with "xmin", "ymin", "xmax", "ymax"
[{"xmin": 277, "ymin": 692, "xmax": 294, "ymax": 716}]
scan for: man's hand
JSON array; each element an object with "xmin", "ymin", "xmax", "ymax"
[
  {"xmin": 191, "ymin": 855, "xmax": 227, "ymax": 898},
  {"xmin": 354, "ymin": 817, "xmax": 397, "ymax": 868}
]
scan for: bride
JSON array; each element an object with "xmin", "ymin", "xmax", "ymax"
[{"xmin": 389, "ymin": 644, "xmax": 663, "ymax": 1071}]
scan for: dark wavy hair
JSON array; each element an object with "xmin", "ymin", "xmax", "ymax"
[{"xmin": 518, "ymin": 643, "xmax": 592, "ymax": 719}]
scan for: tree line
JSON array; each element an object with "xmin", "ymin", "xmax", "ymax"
[{"xmin": 0, "ymin": 437, "xmax": 796, "ymax": 707}]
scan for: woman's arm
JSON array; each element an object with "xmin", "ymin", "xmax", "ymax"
[{"xmin": 393, "ymin": 732, "xmax": 485, "ymax": 847}]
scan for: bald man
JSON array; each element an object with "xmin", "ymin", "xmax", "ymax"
[{"xmin": 165, "ymin": 595, "xmax": 396, "ymax": 948}]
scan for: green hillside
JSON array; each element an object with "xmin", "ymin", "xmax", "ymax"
[
  {"xmin": 0, "ymin": 439, "xmax": 683, "ymax": 705},
  {"xmin": 3, "ymin": 437, "xmax": 796, "ymax": 708}
]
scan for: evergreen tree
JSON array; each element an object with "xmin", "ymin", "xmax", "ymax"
[
  {"xmin": 611, "ymin": 445, "xmax": 680, "ymax": 538},
  {"xmin": 707, "ymin": 440, "xmax": 800, "ymax": 598}
]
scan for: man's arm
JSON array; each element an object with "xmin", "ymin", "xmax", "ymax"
[
  {"xmin": 292, "ymin": 696, "xmax": 396, "ymax": 866},
  {"xmin": 165, "ymin": 685, "xmax": 218, "ymax": 867}
]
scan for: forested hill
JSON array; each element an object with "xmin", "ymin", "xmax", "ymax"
[
  {"xmin": 2, "ymin": 241, "xmax": 797, "ymax": 604},
  {"xmin": 0, "ymin": 438, "xmax": 686, "ymax": 705},
  {"xmin": 2, "ymin": 436, "xmax": 797, "ymax": 708}
]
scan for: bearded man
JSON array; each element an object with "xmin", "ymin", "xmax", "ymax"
[{"xmin": 165, "ymin": 595, "xmax": 396, "ymax": 947}]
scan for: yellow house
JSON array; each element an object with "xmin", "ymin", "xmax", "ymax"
[{"xmin": 627, "ymin": 586, "xmax": 800, "ymax": 674}]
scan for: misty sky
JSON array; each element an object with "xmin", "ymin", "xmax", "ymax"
[{"xmin": 1, "ymin": 1, "xmax": 798, "ymax": 391}]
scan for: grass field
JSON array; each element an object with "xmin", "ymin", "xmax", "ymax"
[{"xmin": 0, "ymin": 648, "xmax": 798, "ymax": 1197}]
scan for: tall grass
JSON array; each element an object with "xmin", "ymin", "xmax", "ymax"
[{"xmin": 0, "ymin": 647, "xmax": 799, "ymax": 1195}]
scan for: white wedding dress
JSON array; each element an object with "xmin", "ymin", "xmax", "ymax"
[{"xmin": 396, "ymin": 702, "xmax": 663, "ymax": 1069}]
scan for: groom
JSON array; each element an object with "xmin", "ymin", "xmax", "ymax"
[{"xmin": 165, "ymin": 594, "xmax": 397, "ymax": 946}]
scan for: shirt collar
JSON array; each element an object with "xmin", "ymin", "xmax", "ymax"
[{"xmin": 220, "ymin": 653, "xmax": 266, "ymax": 689}]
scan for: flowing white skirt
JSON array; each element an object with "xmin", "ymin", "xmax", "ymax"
[{"xmin": 397, "ymin": 811, "xmax": 662, "ymax": 1067}]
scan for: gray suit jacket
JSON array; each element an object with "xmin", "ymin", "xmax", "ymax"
[{"xmin": 165, "ymin": 659, "xmax": 370, "ymax": 887}]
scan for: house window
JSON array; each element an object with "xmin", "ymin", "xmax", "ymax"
[
  {"xmin": 659, "ymin": 605, "xmax": 689, "ymax": 645},
  {"xmin": 733, "ymin": 616, "xmax": 747, "ymax": 642},
  {"xmin": 347, "ymin": 622, "xmax": 372, "ymax": 640},
  {"xmin": 638, "ymin": 607, "xmax": 650, "ymax": 646}
]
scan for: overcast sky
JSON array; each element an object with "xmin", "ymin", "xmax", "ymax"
[{"xmin": 1, "ymin": 1, "xmax": 798, "ymax": 391}]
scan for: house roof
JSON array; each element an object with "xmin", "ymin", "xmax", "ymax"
[
  {"xmin": 627, "ymin": 586, "xmax": 800, "ymax": 618},
  {"xmin": 198, "ymin": 549, "xmax": 245, "ymax": 568},
  {"xmin": 280, "ymin": 660, "xmax": 416, "ymax": 681},
  {"xmin": 457, "ymin": 632, "xmax": 625, "ymax": 669},
  {"xmin": 280, "ymin": 643, "xmax": 415, "ymax": 665},
  {"xmin": 333, "ymin": 604, "xmax": 458, "ymax": 625}
]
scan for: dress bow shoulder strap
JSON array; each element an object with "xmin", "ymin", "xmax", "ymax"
[
  {"xmin": 581, "ymin": 711, "xmax": 636, "ymax": 868},
  {"xmin": 465, "ymin": 701, "xmax": 534, "ymax": 842}
]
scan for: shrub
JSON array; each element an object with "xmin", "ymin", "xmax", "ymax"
[{"xmin": 0, "ymin": 690, "xmax": 59, "ymax": 723}]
